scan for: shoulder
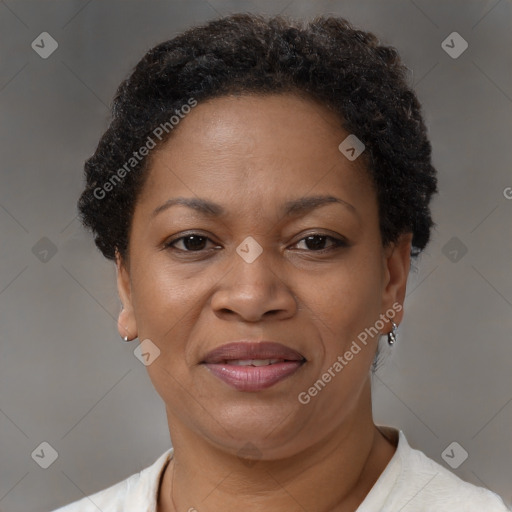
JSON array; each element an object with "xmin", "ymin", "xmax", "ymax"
[
  {"xmin": 50, "ymin": 475, "xmax": 135, "ymax": 512},
  {"xmin": 387, "ymin": 430, "xmax": 509, "ymax": 511},
  {"xmin": 49, "ymin": 448, "xmax": 173, "ymax": 512}
]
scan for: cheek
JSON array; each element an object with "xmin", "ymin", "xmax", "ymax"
[
  {"xmin": 130, "ymin": 256, "xmax": 204, "ymax": 337},
  {"xmin": 133, "ymin": 268, "xmax": 201, "ymax": 410},
  {"xmin": 297, "ymin": 255, "xmax": 384, "ymax": 425},
  {"xmin": 307, "ymin": 251, "xmax": 384, "ymax": 344},
  {"xmin": 128, "ymin": 264, "xmax": 203, "ymax": 404}
]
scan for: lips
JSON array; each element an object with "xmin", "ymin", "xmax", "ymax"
[
  {"xmin": 202, "ymin": 341, "xmax": 305, "ymax": 364},
  {"xmin": 201, "ymin": 341, "xmax": 306, "ymax": 392}
]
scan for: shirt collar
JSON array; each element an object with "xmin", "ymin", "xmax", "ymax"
[{"xmin": 125, "ymin": 447, "xmax": 174, "ymax": 511}]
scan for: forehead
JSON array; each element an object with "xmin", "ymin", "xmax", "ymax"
[
  {"xmin": 155, "ymin": 93, "xmax": 348, "ymax": 162},
  {"xmin": 137, "ymin": 93, "xmax": 374, "ymax": 217}
]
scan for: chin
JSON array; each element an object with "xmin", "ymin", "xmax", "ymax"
[{"xmin": 197, "ymin": 402, "xmax": 316, "ymax": 456}]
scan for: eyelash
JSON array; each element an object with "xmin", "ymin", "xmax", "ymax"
[{"xmin": 163, "ymin": 232, "xmax": 348, "ymax": 254}]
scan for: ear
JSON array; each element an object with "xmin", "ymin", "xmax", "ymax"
[
  {"xmin": 115, "ymin": 250, "xmax": 137, "ymax": 340},
  {"xmin": 380, "ymin": 232, "xmax": 413, "ymax": 327}
]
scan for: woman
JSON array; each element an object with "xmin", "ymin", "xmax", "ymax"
[{"xmin": 53, "ymin": 13, "xmax": 509, "ymax": 512}]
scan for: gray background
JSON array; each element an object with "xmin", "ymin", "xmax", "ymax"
[{"xmin": 0, "ymin": 0, "xmax": 511, "ymax": 510}]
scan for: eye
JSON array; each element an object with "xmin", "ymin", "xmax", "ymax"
[
  {"xmin": 164, "ymin": 233, "xmax": 220, "ymax": 252},
  {"xmin": 164, "ymin": 232, "xmax": 348, "ymax": 254},
  {"xmin": 292, "ymin": 233, "xmax": 348, "ymax": 252}
]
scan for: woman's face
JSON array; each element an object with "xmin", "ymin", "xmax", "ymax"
[{"xmin": 117, "ymin": 93, "xmax": 411, "ymax": 458}]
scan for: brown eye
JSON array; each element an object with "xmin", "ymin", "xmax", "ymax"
[
  {"xmin": 166, "ymin": 234, "xmax": 216, "ymax": 252},
  {"xmin": 294, "ymin": 234, "xmax": 347, "ymax": 252}
]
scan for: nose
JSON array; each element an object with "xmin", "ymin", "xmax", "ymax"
[{"xmin": 210, "ymin": 244, "xmax": 297, "ymax": 323}]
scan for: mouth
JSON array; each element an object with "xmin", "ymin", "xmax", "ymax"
[{"xmin": 201, "ymin": 341, "xmax": 306, "ymax": 392}]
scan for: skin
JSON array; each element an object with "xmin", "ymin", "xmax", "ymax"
[{"xmin": 115, "ymin": 93, "xmax": 412, "ymax": 511}]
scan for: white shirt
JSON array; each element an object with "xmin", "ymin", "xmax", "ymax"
[{"xmin": 52, "ymin": 428, "xmax": 510, "ymax": 511}]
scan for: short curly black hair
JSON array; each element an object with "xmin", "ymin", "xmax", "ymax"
[{"xmin": 78, "ymin": 13, "xmax": 437, "ymax": 261}]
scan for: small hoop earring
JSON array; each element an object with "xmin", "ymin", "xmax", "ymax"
[{"xmin": 387, "ymin": 321, "xmax": 398, "ymax": 346}]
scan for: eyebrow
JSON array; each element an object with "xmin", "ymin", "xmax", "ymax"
[{"xmin": 151, "ymin": 194, "xmax": 357, "ymax": 219}]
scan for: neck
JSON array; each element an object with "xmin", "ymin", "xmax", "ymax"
[{"xmin": 157, "ymin": 383, "xmax": 396, "ymax": 512}]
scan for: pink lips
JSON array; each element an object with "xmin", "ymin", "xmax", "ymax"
[{"xmin": 201, "ymin": 341, "xmax": 305, "ymax": 392}]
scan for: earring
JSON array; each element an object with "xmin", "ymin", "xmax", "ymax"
[
  {"xmin": 122, "ymin": 335, "xmax": 129, "ymax": 342},
  {"xmin": 387, "ymin": 321, "xmax": 398, "ymax": 346}
]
